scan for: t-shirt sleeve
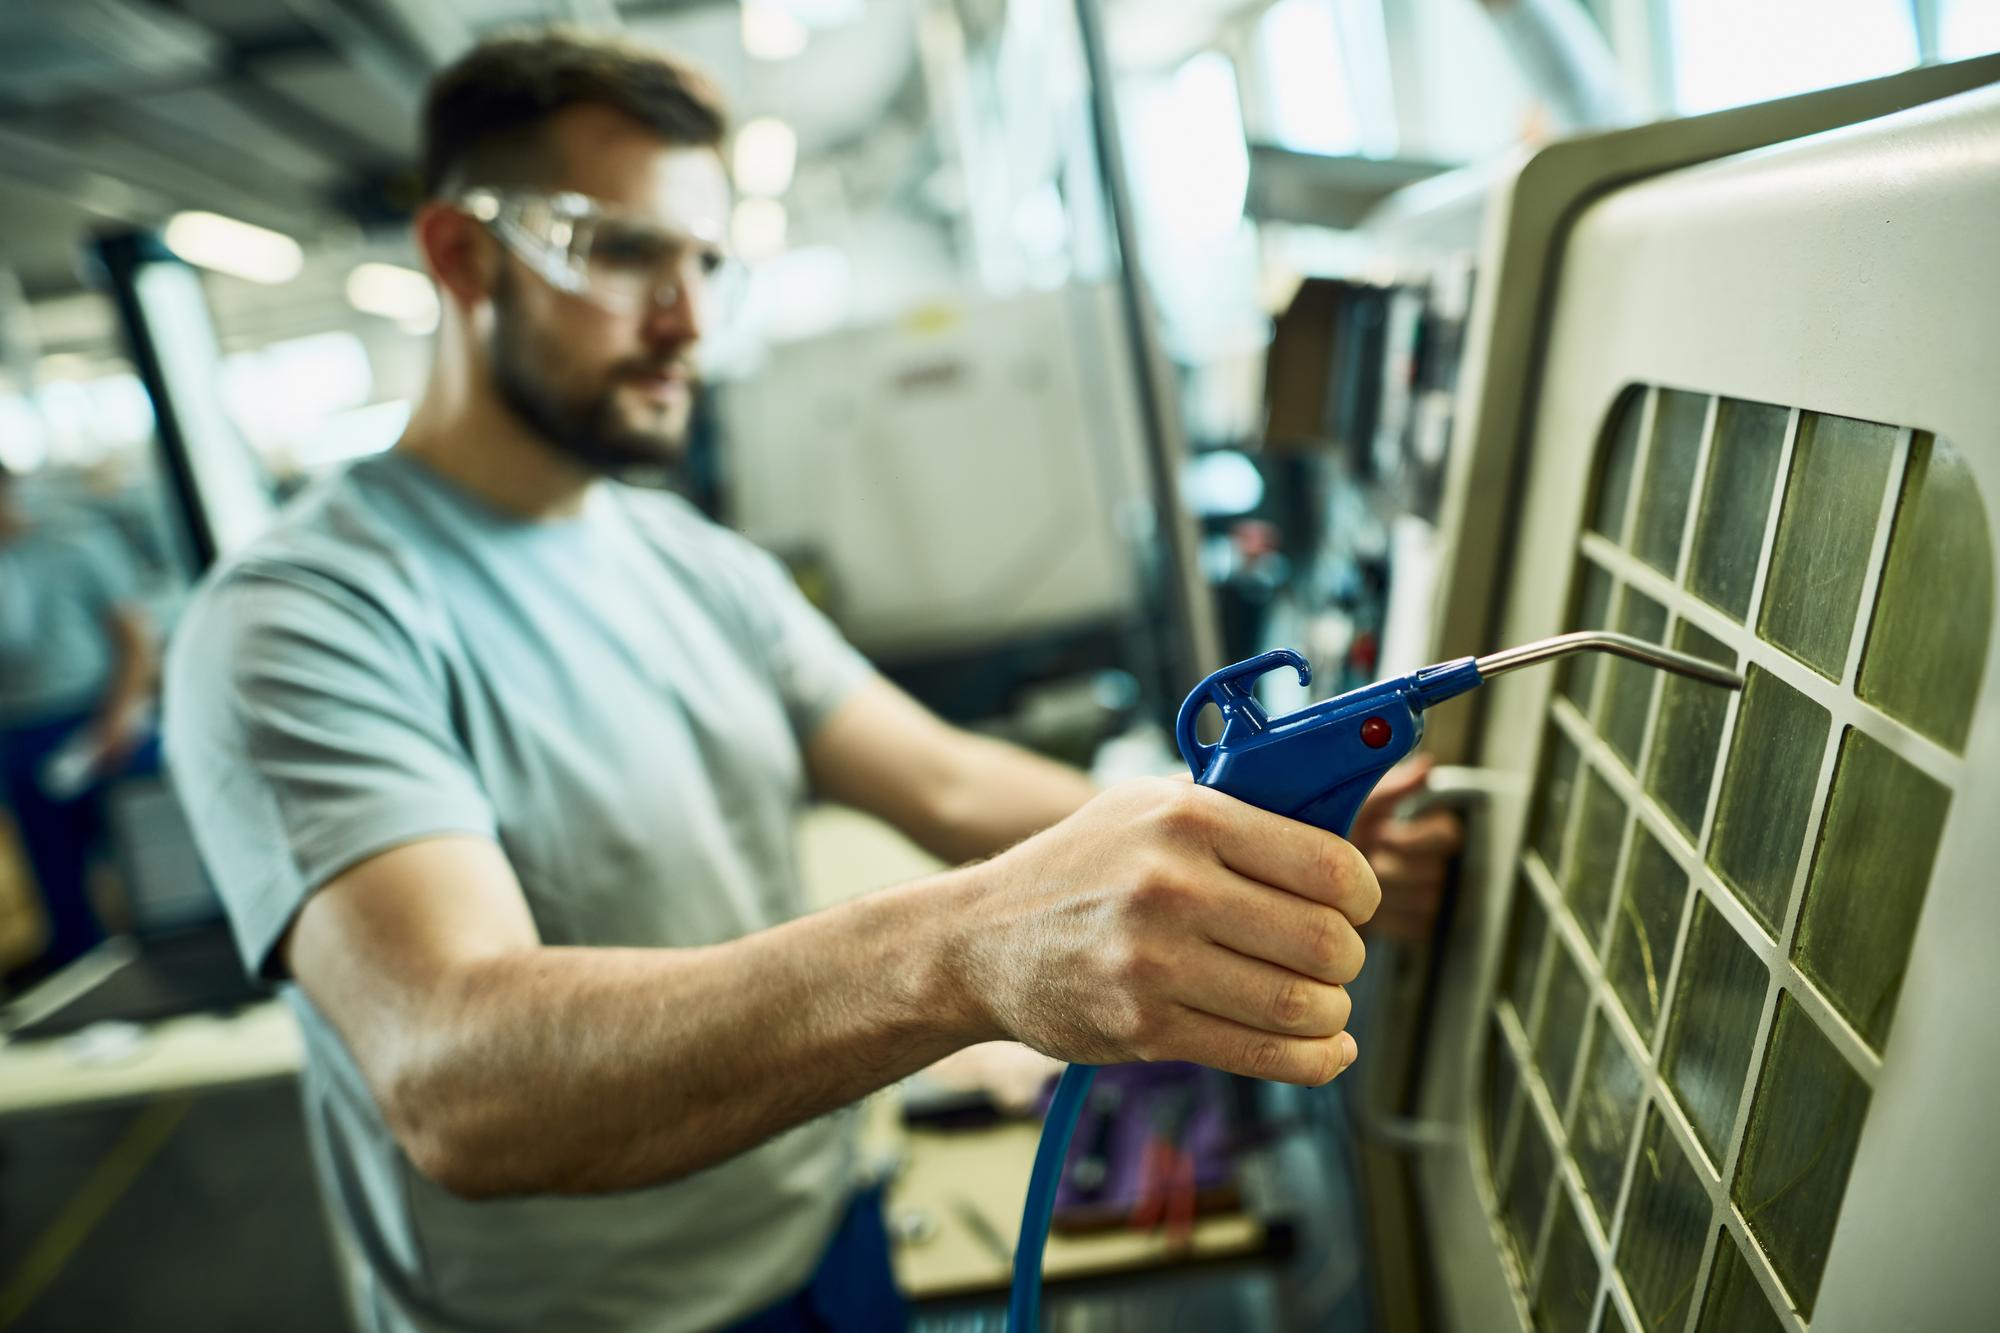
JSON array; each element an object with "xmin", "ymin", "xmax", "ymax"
[
  {"xmin": 163, "ymin": 567, "xmax": 496, "ymax": 978},
  {"xmin": 715, "ymin": 532, "xmax": 876, "ymax": 743}
]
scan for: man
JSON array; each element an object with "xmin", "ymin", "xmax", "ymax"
[
  {"xmin": 0, "ymin": 461, "xmax": 155, "ymax": 977},
  {"xmin": 164, "ymin": 30, "xmax": 1458, "ymax": 1333}
]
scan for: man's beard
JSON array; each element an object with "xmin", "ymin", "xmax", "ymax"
[{"xmin": 489, "ymin": 271, "xmax": 690, "ymax": 483}]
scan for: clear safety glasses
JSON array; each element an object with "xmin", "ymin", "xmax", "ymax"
[{"xmin": 460, "ymin": 188, "xmax": 743, "ymax": 321}]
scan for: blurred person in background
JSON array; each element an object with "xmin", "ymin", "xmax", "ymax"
[
  {"xmin": 164, "ymin": 28, "xmax": 1459, "ymax": 1333},
  {"xmin": 0, "ymin": 459, "xmax": 157, "ymax": 980}
]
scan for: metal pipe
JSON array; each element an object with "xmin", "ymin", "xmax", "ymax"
[
  {"xmin": 1073, "ymin": 0, "xmax": 1222, "ymax": 691},
  {"xmin": 1474, "ymin": 631, "xmax": 1743, "ymax": 690}
]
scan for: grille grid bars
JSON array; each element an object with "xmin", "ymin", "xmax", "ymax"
[{"xmin": 1478, "ymin": 388, "xmax": 1965, "ymax": 1333}]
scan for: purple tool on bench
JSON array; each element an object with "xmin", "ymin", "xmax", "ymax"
[{"xmin": 1042, "ymin": 1061, "xmax": 1235, "ymax": 1233}]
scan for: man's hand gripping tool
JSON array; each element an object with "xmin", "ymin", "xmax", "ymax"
[{"xmin": 1008, "ymin": 632, "xmax": 1742, "ymax": 1330}]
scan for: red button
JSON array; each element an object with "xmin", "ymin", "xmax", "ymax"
[{"xmin": 1360, "ymin": 716, "xmax": 1391, "ymax": 749}]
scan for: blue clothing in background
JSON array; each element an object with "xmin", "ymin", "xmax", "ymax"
[
  {"xmin": 0, "ymin": 710, "xmax": 106, "ymax": 967},
  {"xmin": 724, "ymin": 1188, "xmax": 908, "ymax": 1333}
]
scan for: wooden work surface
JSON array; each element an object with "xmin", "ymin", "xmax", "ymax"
[
  {"xmin": 0, "ymin": 998, "xmax": 301, "ymax": 1117},
  {"xmin": 888, "ymin": 1118, "xmax": 1269, "ymax": 1301}
]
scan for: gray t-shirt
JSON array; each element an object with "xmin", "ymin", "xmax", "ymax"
[
  {"xmin": 0, "ymin": 507, "xmax": 138, "ymax": 725},
  {"xmin": 162, "ymin": 451, "xmax": 876, "ymax": 1332}
]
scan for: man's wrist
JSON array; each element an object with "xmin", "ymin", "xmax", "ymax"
[{"xmin": 896, "ymin": 863, "xmax": 1008, "ymax": 1050}]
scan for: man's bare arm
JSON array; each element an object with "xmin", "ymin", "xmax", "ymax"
[
  {"xmin": 91, "ymin": 604, "xmax": 154, "ymax": 765},
  {"xmin": 285, "ymin": 780, "xmax": 1379, "ymax": 1200},
  {"xmin": 806, "ymin": 678, "xmax": 1098, "ymax": 863},
  {"xmin": 286, "ymin": 835, "xmax": 977, "ymax": 1198}
]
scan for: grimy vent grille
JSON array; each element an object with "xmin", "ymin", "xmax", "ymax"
[{"xmin": 1478, "ymin": 385, "xmax": 1992, "ymax": 1332}]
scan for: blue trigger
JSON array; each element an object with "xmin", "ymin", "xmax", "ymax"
[{"xmin": 1173, "ymin": 649, "xmax": 1311, "ymax": 775}]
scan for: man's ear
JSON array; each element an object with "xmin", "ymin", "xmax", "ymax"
[{"xmin": 414, "ymin": 202, "xmax": 497, "ymax": 310}]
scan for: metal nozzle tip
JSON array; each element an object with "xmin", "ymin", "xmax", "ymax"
[{"xmin": 1474, "ymin": 631, "xmax": 1743, "ymax": 691}]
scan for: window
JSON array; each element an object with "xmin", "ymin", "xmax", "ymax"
[
  {"xmin": 1481, "ymin": 384, "xmax": 1991, "ymax": 1327},
  {"xmin": 1667, "ymin": 0, "xmax": 1918, "ymax": 115},
  {"xmin": 1939, "ymin": 0, "xmax": 2000, "ymax": 61},
  {"xmin": 1253, "ymin": 0, "xmax": 1361, "ymax": 156}
]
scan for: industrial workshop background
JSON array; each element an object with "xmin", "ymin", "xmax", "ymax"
[{"xmin": 2, "ymin": 2, "xmax": 1997, "ymax": 1332}]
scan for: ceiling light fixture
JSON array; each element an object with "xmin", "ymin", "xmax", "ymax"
[
  {"xmin": 161, "ymin": 211, "xmax": 303, "ymax": 284},
  {"xmin": 741, "ymin": 3, "xmax": 808, "ymax": 60},
  {"xmin": 732, "ymin": 117, "xmax": 798, "ymax": 198},
  {"xmin": 731, "ymin": 197, "xmax": 789, "ymax": 262},
  {"xmin": 345, "ymin": 262, "xmax": 440, "ymax": 333}
]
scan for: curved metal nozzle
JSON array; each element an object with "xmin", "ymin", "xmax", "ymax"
[{"xmin": 1475, "ymin": 631, "xmax": 1743, "ymax": 691}]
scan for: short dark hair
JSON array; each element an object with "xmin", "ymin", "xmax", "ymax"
[{"xmin": 421, "ymin": 28, "xmax": 729, "ymax": 198}]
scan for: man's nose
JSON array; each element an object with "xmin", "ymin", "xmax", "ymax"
[{"xmin": 640, "ymin": 279, "xmax": 703, "ymax": 347}]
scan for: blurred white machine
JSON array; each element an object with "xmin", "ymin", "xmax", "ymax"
[{"xmin": 719, "ymin": 283, "xmax": 1147, "ymax": 662}]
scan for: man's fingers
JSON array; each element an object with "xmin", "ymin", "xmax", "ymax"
[
  {"xmin": 1170, "ymin": 944, "xmax": 1352, "ymax": 1038},
  {"xmin": 1374, "ymin": 809, "xmax": 1465, "ymax": 858},
  {"xmin": 1192, "ymin": 790, "xmax": 1380, "ymax": 925},
  {"xmin": 1163, "ymin": 1007, "xmax": 1359, "ymax": 1086},
  {"xmin": 1362, "ymin": 755, "xmax": 1434, "ymax": 809},
  {"xmin": 1191, "ymin": 867, "xmax": 1365, "ymax": 985}
]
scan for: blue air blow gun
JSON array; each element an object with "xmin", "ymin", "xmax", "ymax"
[{"xmin": 1007, "ymin": 632, "xmax": 1742, "ymax": 1330}]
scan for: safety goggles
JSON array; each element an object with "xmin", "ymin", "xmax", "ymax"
[{"xmin": 460, "ymin": 188, "xmax": 743, "ymax": 320}]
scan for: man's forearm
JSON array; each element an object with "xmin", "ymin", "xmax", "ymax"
[
  {"xmin": 383, "ymin": 871, "xmax": 990, "ymax": 1198},
  {"xmin": 93, "ymin": 606, "xmax": 154, "ymax": 743},
  {"xmin": 804, "ymin": 680, "xmax": 1096, "ymax": 865},
  {"xmin": 917, "ymin": 732, "xmax": 1097, "ymax": 864},
  {"xmin": 298, "ymin": 779, "xmax": 1383, "ymax": 1204}
]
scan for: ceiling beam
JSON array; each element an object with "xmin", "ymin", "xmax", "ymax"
[
  {"xmin": 351, "ymin": 0, "xmax": 475, "ymax": 70},
  {"xmin": 277, "ymin": 0, "xmax": 431, "ymax": 111},
  {"xmin": 0, "ymin": 126, "xmax": 173, "ymax": 224},
  {"xmin": 0, "ymin": 111, "xmax": 322, "ymax": 240},
  {"xmin": 219, "ymin": 61, "xmax": 401, "ymax": 169},
  {"xmin": 0, "ymin": 12, "xmax": 392, "ymax": 174}
]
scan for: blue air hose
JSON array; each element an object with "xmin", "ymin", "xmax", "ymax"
[{"xmin": 1007, "ymin": 1061, "xmax": 1097, "ymax": 1330}]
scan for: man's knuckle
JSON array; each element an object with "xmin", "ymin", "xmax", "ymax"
[
  {"xmin": 1342, "ymin": 844, "xmax": 1383, "ymax": 923},
  {"xmin": 1156, "ymin": 783, "xmax": 1213, "ymax": 838},
  {"xmin": 1339, "ymin": 932, "xmax": 1366, "ymax": 985},
  {"xmin": 1308, "ymin": 909, "xmax": 1345, "ymax": 976},
  {"xmin": 1314, "ymin": 837, "xmax": 1354, "ymax": 898},
  {"xmin": 1099, "ymin": 939, "xmax": 1141, "ymax": 987},
  {"xmin": 1127, "ymin": 1007, "xmax": 1169, "ymax": 1059},
  {"xmin": 1120, "ymin": 942, "xmax": 1167, "ymax": 989},
  {"xmin": 1311, "ymin": 912, "xmax": 1363, "ymax": 983},
  {"xmin": 1126, "ymin": 868, "xmax": 1186, "ymax": 917},
  {"xmin": 1271, "ymin": 976, "xmax": 1312, "ymax": 1030},
  {"xmin": 1240, "ymin": 1034, "xmax": 1288, "ymax": 1080}
]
